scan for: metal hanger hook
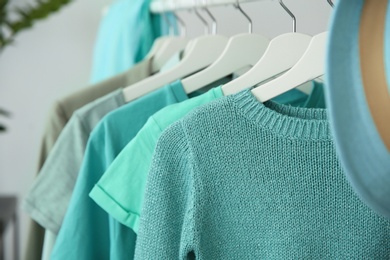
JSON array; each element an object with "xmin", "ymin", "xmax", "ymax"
[
  {"xmin": 327, "ymin": 0, "xmax": 334, "ymax": 8},
  {"xmin": 171, "ymin": 0, "xmax": 187, "ymax": 36},
  {"xmin": 162, "ymin": 5, "xmax": 174, "ymax": 36},
  {"xmin": 278, "ymin": 0, "xmax": 296, "ymax": 33},
  {"xmin": 234, "ymin": 0, "xmax": 252, "ymax": 34},
  {"xmin": 194, "ymin": 9, "xmax": 209, "ymax": 34},
  {"xmin": 173, "ymin": 13, "xmax": 187, "ymax": 37},
  {"xmin": 202, "ymin": 8, "xmax": 217, "ymax": 34},
  {"xmin": 193, "ymin": 0, "xmax": 209, "ymax": 34},
  {"xmin": 202, "ymin": 0, "xmax": 217, "ymax": 34}
]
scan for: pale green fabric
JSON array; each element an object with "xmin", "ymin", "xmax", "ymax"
[
  {"xmin": 41, "ymin": 231, "xmax": 55, "ymax": 260},
  {"xmin": 23, "ymin": 89, "xmax": 125, "ymax": 234}
]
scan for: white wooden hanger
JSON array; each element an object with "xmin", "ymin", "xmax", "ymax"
[
  {"xmin": 145, "ymin": 11, "xmax": 177, "ymax": 61},
  {"xmin": 145, "ymin": 36, "xmax": 171, "ymax": 60},
  {"xmin": 222, "ymin": 0, "xmax": 312, "ymax": 96},
  {"xmin": 123, "ymin": 7, "xmax": 228, "ymax": 103},
  {"xmin": 144, "ymin": 7, "xmax": 190, "ymax": 74},
  {"xmin": 181, "ymin": 0, "xmax": 270, "ymax": 94},
  {"xmin": 252, "ymin": 31, "xmax": 328, "ymax": 102},
  {"xmin": 150, "ymin": 11, "xmax": 190, "ymax": 73},
  {"xmin": 150, "ymin": 37, "xmax": 190, "ymax": 73},
  {"xmin": 251, "ymin": 0, "xmax": 332, "ymax": 102}
]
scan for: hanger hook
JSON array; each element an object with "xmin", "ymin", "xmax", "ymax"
[
  {"xmin": 193, "ymin": 0, "xmax": 209, "ymax": 34},
  {"xmin": 278, "ymin": 0, "xmax": 296, "ymax": 33},
  {"xmin": 234, "ymin": 0, "xmax": 252, "ymax": 33},
  {"xmin": 202, "ymin": 0, "xmax": 217, "ymax": 34},
  {"xmin": 171, "ymin": 0, "xmax": 187, "ymax": 37},
  {"xmin": 327, "ymin": 0, "xmax": 334, "ymax": 7},
  {"xmin": 173, "ymin": 13, "xmax": 187, "ymax": 37},
  {"xmin": 194, "ymin": 9, "xmax": 209, "ymax": 34},
  {"xmin": 162, "ymin": 4, "xmax": 174, "ymax": 36},
  {"xmin": 202, "ymin": 8, "xmax": 217, "ymax": 34}
]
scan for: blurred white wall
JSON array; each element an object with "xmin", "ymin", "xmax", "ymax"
[
  {"xmin": 0, "ymin": 0, "xmax": 109, "ymax": 259},
  {"xmin": 0, "ymin": 0, "xmax": 332, "ymax": 259}
]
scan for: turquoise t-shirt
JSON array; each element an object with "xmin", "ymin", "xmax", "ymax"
[
  {"xmin": 50, "ymin": 81, "xmax": 191, "ymax": 259},
  {"xmin": 90, "ymin": 86, "xmax": 225, "ymax": 232},
  {"xmin": 90, "ymin": 0, "xmax": 169, "ymax": 83},
  {"xmin": 90, "ymin": 81, "xmax": 325, "ymax": 233}
]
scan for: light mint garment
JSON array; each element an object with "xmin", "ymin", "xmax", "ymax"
[
  {"xmin": 90, "ymin": 0, "xmax": 171, "ymax": 83},
  {"xmin": 41, "ymin": 231, "xmax": 55, "ymax": 260},
  {"xmin": 135, "ymin": 90, "xmax": 390, "ymax": 259},
  {"xmin": 51, "ymin": 81, "xmax": 193, "ymax": 260},
  {"xmin": 90, "ymin": 81, "xmax": 325, "ymax": 234},
  {"xmin": 23, "ymin": 89, "xmax": 125, "ymax": 234},
  {"xmin": 326, "ymin": 0, "xmax": 390, "ymax": 218}
]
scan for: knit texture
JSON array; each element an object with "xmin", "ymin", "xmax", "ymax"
[{"xmin": 135, "ymin": 90, "xmax": 390, "ymax": 259}]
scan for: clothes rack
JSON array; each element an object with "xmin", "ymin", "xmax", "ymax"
[{"xmin": 150, "ymin": 0, "xmax": 266, "ymax": 13}]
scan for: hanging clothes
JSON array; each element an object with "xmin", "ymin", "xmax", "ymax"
[
  {"xmin": 91, "ymin": 85, "xmax": 226, "ymax": 232},
  {"xmin": 90, "ymin": 81, "xmax": 325, "ymax": 233},
  {"xmin": 24, "ymin": 89, "xmax": 125, "ymax": 234},
  {"xmin": 50, "ymin": 78, "xmax": 321, "ymax": 258},
  {"xmin": 89, "ymin": 0, "xmax": 170, "ymax": 83},
  {"xmin": 49, "ymin": 80, "xmax": 200, "ymax": 259},
  {"xmin": 135, "ymin": 89, "xmax": 390, "ymax": 259},
  {"xmin": 21, "ymin": 0, "xmax": 390, "ymax": 259},
  {"xmin": 23, "ymin": 58, "xmax": 154, "ymax": 260}
]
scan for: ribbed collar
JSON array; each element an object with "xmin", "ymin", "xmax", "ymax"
[{"xmin": 232, "ymin": 89, "xmax": 332, "ymax": 141}]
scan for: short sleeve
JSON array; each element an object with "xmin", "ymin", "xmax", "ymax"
[
  {"xmin": 90, "ymin": 116, "xmax": 162, "ymax": 232},
  {"xmin": 134, "ymin": 121, "xmax": 195, "ymax": 259},
  {"xmin": 51, "ymin": 120, "xmax": 137, "ymax": 259},
  {"xmin": 37, "ymin": 101, "xmax": 68, "ymax": 169},
  {"xmin": 24, "ymin": 101, "xmax": 69, "ymax": 260},
  {"xmin": 23, "ymin": 113, "xmax": 90, "ymax": 233}
]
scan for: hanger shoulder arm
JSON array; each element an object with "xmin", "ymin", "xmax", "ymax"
[
  {"xmin": 252, "ymin": 32, "xmax": 328, "ymax": 102},
  {"xmin": 222, "ymin": 33, "xmax": 312, "ymax": 96}
]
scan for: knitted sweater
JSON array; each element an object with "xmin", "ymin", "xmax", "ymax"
[{"xmin": 135, "ymin": 90, "xmax": 390, "ymax": 259}]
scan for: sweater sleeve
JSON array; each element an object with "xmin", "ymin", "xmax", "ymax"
[{"xmin": 134, "ymin": 121, "xmax": 195, "ymax": 259}]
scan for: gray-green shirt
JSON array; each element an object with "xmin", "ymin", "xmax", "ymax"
[{"xmin": 24, "ymin": 89, "xmax": 125, "ymax": 233}]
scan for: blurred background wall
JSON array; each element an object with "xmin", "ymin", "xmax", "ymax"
[
  {"xmin": 0, "ymin": 0, "xmax": 332, "ymax": 259},
  {"xmin": 0, "ymin": 1, "xmax": 108, "ymax": 258}
]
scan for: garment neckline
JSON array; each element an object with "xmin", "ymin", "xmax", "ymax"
[{"xmin": 232, "ymin": 89, "xmax": 331, "ymax": 141}]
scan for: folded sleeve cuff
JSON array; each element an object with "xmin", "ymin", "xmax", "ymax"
[{"xmin": 89, "ymin": 184, "xmax": 140, "ymax": 233}]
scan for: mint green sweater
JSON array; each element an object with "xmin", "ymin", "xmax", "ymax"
[{"xmin": 135, "ymin": 90, "xmax": 390, "ymax": 259}]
